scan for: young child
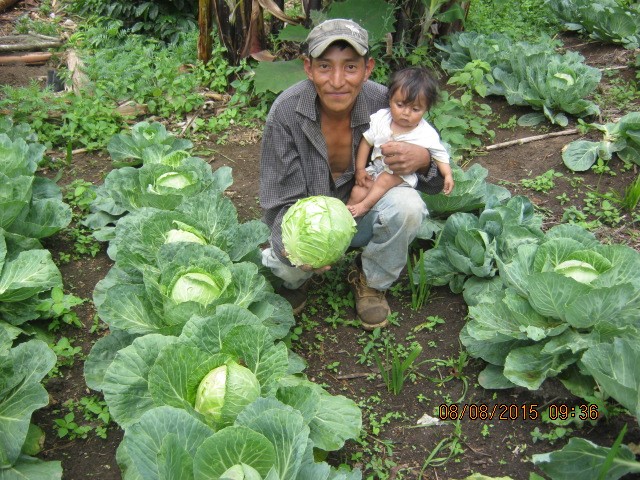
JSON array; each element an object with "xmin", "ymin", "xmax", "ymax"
[{"xmin": 347, "ymin": 67, "xmax": 454, "ymax": 218}]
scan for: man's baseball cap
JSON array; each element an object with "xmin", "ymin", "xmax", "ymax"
[{"xmin": 306, "ymin": 19, "xmax": 369, "ymax": 58}]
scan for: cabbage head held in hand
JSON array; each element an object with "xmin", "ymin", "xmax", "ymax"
[{"xmin": 282, "ymin": 196, "xmax": 357, "ymax": 268}]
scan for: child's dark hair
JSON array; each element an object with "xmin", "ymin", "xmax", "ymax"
[{"xmin": 387, "ymin": 67, "xmax": 439, "ymax": 109}]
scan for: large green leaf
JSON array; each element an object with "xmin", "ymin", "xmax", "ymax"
[
  {"xmin": 325, "ymin": 0, "xmax": 395, "ymax": 44},
  {"xmin": 119, "ymin": 406, "xmax": 214, "ymax": 480},
  {"xmin": 236, "ymin": 399, "xmax": 309, "ymax": 479},
  {"xmin": 532, "ymin": 437, "xmax": 640, "ymax": 479},
  {"xmin": 102, "ymin": 334, "xmax": 178, "ymax": 428},
  {"xmin": 193, "ymin": 425, "xmax": 277, "ymax": 478},
  {"xmin": 562, "ymin": 140, "xmax": 600, "ymax": 171},
  {"xmin": 84, "ymin": 330, "xmax": 139, "ymax": 392},
  {"xmin": 580, "ymin": 338, "xmax": 640, "ymax": 421},
  {"xmin": 253, "ymin": 60, "xmax": 308, "ymax": 95},
  {"xmin": 0, "ymin": 340, "xmax": 56, "ymax": 468},
  {"xmin": 503, "ymin": 342, "xmax": 577, "ymax": 390},
  {"xmin": 0, "ymin": 455, "xmax": 62, "ymax": 480},
  {"xmin": 277, "ymin": 376, "xmax": 362, "ymax": 452},
  {"xmin": 0, "ymin": 249, "xmax": 61, "ymax": 303}
]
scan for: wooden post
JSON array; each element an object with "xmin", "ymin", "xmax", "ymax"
[{"xmin": 198, "ymin": 0, "xmax": 212, "ymax": 63}]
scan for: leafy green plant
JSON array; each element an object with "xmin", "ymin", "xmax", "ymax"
[
  {"xmin": 562, "ymin": 112, "xmax": 640, "ymax": 171},
  {"xmin": 84, "ymin": 305, "xmax": 362, "ymax": 477},
  {"xmin": 464, "ymin": 223, "xmax": 640, "ymax": 396},
  {"xmin": 466, "ymin": 0, "xmax": 561, "ymax": 40},
  {"xmin": 66, "ymin": 0, "xmax": 198, "ymax": 43},
  {"xmin": 35, "ymin": 287, "xmax": 85, "ymax": 331},
  {"xmin": 437, "ymin": 32, "xmax": 601, "ymax": 126},
  {"xmin": 428, "ymin": 91, "xmax": 495, "ymax": 162},
  {"xmin": 622, "ymin": 172, "xmax": 640, "ymax": 212},
  {"xmin": 53, "ymin": 412, "xmax": 92, "ymax": 440},
  {"xmin": 0, "ymin": 119, "xmax": 72, "ymax": 238},
  {"xmin": 48, "ymin": 337, "xmax": 83, "ymax": 377},
  {"xmin": 547, "ymin": 0, "xmax": 640, "ymax": 49},
  {"xmin": 406, "ymin": 249, "xmax": 431, "ymax": 309},
  {"xmin": 521, "ymin": 169, "xmax": 563, "ymax": 193},
  {"xmin": 446, "ymin": 59, "xmax": 495, "ymax": 97},
  {"xmin": 371, "ymin": 337, "xmax": 423, "ymax": 395},
  {"xmin": 0, "ymin": 340, "xmax": 61, "ymax": 476},
  {"xmin": 532, "ymin": 424, "xmax": 640, "ymax": 480}
]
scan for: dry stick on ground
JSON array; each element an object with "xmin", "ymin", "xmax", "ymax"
[
  {"xmin": 484, "ymin": 128, "xmax": 579, "ymax": 151},
  {"xmin": 0, "ymin": 51, "xmax": 52, "ymax": 65},
  {"xmin": 0, "ymin": 34, "xmax": 63, "ymax": 52}
]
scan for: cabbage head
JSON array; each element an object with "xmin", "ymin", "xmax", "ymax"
[
  {"xmin": 194, "ymin": 361, "xmax": 260, "ymax": 426},
  {"xmin": 220, "ymin": 464, "xmax": 263, "ymax": 480},
  {"xmin": 282, "ymin": 196, "xmax": 356, "ymax": 268}
]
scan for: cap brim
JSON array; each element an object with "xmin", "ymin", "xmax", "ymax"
[{"xmin": 309, "ymin": 36, "xmax": 368, "ymax": 58}]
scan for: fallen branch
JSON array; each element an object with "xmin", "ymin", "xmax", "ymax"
[
  {"xmin": 0, "ymin": 51, "xmax": 52, "ymax": 65},
  {"xmin": 485, "ymin": 128, "xmax": 579, "ymax": 151},
  {"xmin": 0, "ymin": 34, "xmax": 63, "ymax": 52}
]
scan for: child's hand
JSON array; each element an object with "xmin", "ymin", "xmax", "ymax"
[
  {"xmin": 355, "ymin": 169, "xmax": 371, "ymax": 187},
  {"xmin": 442, "ymin": 174, "xmax": 454, "ymax": 195}
]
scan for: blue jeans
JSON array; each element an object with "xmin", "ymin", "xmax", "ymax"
[{"xmin": 262, "ymin": 186, "xmax": 428, "ymax": 291}]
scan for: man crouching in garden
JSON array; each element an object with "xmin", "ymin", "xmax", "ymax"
[{"xmin": 259, "ymin": 18, "xmax": 443, "ymax": 330}]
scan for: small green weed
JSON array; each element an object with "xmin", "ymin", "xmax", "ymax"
[
  {"xmin": 521, "ymin": 169, "xmax": 563, "ymax": 193},
  {"xmin": 406, "ymin": 250, "xmax": 431, "ymax": 310},
  {"xmin": 584, "ymin": 191, "xmax": 624, "ymax": 226},
  {"xmin": 53, "ymin": 412, "xmax": 93, "ymax": 440},
  {"xmin": 36, "ymin": 287, "xmax": 85, "ymax": 331},
  {"xmin": 414, "ymin": 315, "xmax": 445, "ymax": 332},
  {"xmin": 369, "ymin": 333, "xmax": 423, "ymax": 395},
  {"xmin": 591, "ymin": 158, "xmax": 616, "ymax": 176},
  {"xmin": 54, "ymin": 396, "xmax": 112, "ymax": 440},
  {"xmin": 48, "ymin": 337, "xmax": 83, "ymax": 377},
  {"xmin": 418, "ymin": 420, "xmax": 465, "ymax": 472},
  {"xmin": 622, "ymin": 173, "xmax": 640, "ymax": 212}
]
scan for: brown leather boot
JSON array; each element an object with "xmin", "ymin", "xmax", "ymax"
[
  {"xmin": 275, "ymin": 281, "xmax": 309, "ymax": 315},
  {"xmin": 347, "ymin": 264, "xmax": 390, "ymax": 330}
]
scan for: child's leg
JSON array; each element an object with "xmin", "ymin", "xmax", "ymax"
[
  {"xmin": 348, "ymin": 172, "xmax": 403, "ymax": 217},
  {"xmin": 347, "ymin": 184, "xmax": 370, "ymax": 206}
]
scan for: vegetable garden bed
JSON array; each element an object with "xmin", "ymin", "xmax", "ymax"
[{"xmin": 2, "ymin": 4, "xmax": 640, "ymax": 480}]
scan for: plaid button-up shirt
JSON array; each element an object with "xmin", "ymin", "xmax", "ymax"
[{"xmin": 260, "ymin": 79, "xmax": 442, "ymax": 264}]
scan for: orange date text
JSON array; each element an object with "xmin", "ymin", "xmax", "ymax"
[{"xmin": 438, "ymin": 403, "xmax": 540, "ymax": 421}]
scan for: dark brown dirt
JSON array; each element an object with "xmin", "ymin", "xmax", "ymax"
[{"xmin": 2, "ymin": 4, "xmax": 640, "ymax": 479}]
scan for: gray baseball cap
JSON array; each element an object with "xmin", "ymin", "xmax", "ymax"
[{"xmin": 306, "ymin": 19, "xmax": 369, "ymax": 58}]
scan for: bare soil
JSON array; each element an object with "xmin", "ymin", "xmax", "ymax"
[{"xmin": 2, "ymin": 3, "xmax": 640, "ymax": 479}]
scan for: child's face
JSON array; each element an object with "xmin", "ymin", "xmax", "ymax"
[{"xmin": 389, "ymin": 89, "xmax": 428, "ymax": 130}]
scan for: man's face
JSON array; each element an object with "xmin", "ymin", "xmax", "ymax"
[{"xmin": 304, "ymin": 44, "xmax": 375, "ymax": 116}]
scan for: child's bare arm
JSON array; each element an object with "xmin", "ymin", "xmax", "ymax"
[{"xmin": 436, "ymin": 161, "xmax": 455, "ymax": 195}]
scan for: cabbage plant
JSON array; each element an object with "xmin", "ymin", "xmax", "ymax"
[
  {"xmin": 282, "ymin": 196, "xmax": 356, "ymax": 268},
  {"xmin": 462, "ymin": 224, "xmax": 640, "ymax": 392},
  {"xmin": 416, "ymin": 196, "xmax": 543, "ymax": 293},
  {"xmin": 93, "ymin": 242, "xmax": 289, "ymax": 336},
  {"xmin": 108, "ymin": 190, "xmax": 269, "ymax": 268},
  {"xmin": 88, "ymin": 304, "xmax": 361, "ymax": 453},
  {"xmin": 0, "ymin": 339, "xmax": 62, "ymax": 477},
  {"xmin": 107, "ymin": 120, "xmax": 193, "ymax": 167},
  {"xmin": 0, "ymin": 229, "xmax": 64, "ymax": 327},
  {"xmin": 116, "ymin": 401, "xmax": 362, "ymax": 480},
  {"xmin": 0, "ymin": 126, "xmax": 71, "ymax": 239},
  {"xmin": 85, "ymin": 158, "xmax": 233, "ymax": 242}
]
